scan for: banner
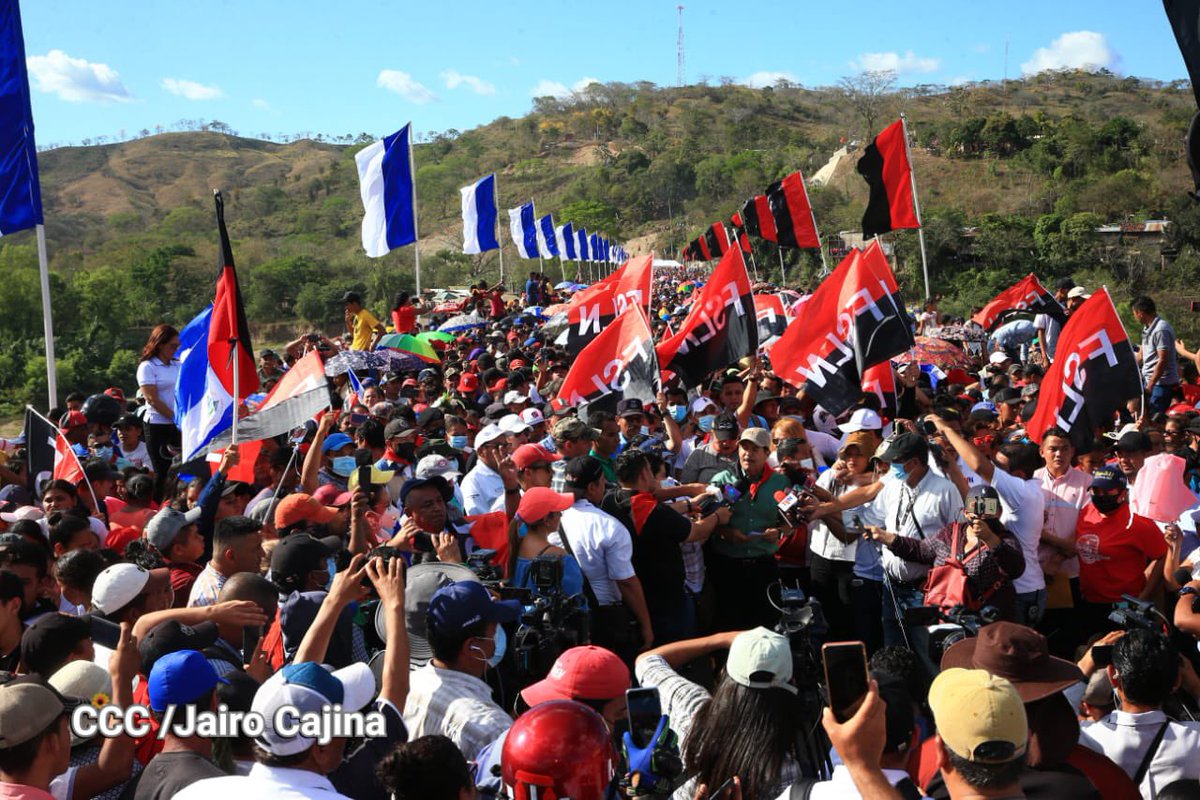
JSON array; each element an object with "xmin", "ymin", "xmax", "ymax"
[
  {"xmin": 972, "ymin": 273, "xmax": 1066, "ymax": 331},
  {"xmin": 555, "ymin": 255, "xmax": 652, "ymax": 353},
  {"xmin": 556, "ymin": 305, "xmax": 660, "ymax": 422},
  {"xmin": 754, "ymin": 294, "xmax": 789, "ymax": 347}
]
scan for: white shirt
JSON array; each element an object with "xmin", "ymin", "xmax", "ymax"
[
  {"xmin": 136, "ymin": 357, "xmax": 180, "ymax": 425},
  {"xmin": 808, "ymin": 469, "xmax": 856, "ymax": 562},
  {"xmin": 551, "ymin": 498, "xmax": 635, "ymax": 605},
  {"xmin": 871, "ymin": 469, "xmax": 964, "ymax": 583},
  {"xmin": 174, "ymin": 763, "xmax": 354, "ymax": 800},
  {"xmin": 460, "ymin": 461, "xmax": 505, "ymax": 517},
  {"xmin": 1079, "ymin": 709, "xmax": 1200, "ymax": 799},
  {"xmin": 402, "ymin": 662, "xmax": 512, "ymax": 762},
  {"xmin": 118, "ymin": 441, "xmax": 152, "ymax": 470},
  {"xmin": 773, "ymin": 766, "xmax": 932, "ymax": 800},
  {"xmin": 989, "ymin": 467, "xmax": 1046, "ymax": 593}
]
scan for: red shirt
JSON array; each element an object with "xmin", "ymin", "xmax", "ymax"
[
  {"xmin": 1075, "ymin": 504, "xmax": 1167, "ymax": 603},
  {"xmin": 392, "ymin": 306, "xmax": 416, "ymax": 334}
]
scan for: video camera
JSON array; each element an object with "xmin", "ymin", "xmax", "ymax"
[
  {"xmin": 904, "ymin": 604, "xmax": 1000, "ymax": 665},
  {"xmin": 511, "ymin": 554, "xmax": 590, "ymax": 686},
  {"xmin": 466, "ymin": 548, "xmax": 505, "ymax": 586},
  {"xmin": 1108, "ymin": 594, "xmax": 1168, "ymax": 633}
]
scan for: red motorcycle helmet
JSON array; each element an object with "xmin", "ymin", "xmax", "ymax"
[{"xmin": 502, "ymin": 700, "xmax": 615, "ymax": 800}]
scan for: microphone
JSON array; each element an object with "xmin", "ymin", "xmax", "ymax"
[
  {"xmin": 773, "ymin": 490, "xmax": 788, "ymax": 503},
  {"xmin": 1173, "ymin": 567, "xmax": 1194, "ymax": 589}
]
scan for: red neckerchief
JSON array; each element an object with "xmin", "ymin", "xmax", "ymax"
[{"xmin": 747, "ymin": 464, "xmax": 775, "ymax": 500}]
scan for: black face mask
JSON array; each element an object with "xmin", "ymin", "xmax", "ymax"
[{"xmin": 1092, "ymin": 494, "xmax": 1124, "ymax": 514}]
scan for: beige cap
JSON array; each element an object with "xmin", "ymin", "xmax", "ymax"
[
  {"xmin": 929, "ymin": 668, "xmax": 1027, "ymax": 763},
  {"xmin": 725, "ymin": 627, "xmax": 796, "ymax": 694},
  {"xmin": 0, "ymin": 682, "xmax": 66, "ymax": 748},
  {"xmin": 738, "ymin": 427, "xmax": 770, "ymax": 448}
]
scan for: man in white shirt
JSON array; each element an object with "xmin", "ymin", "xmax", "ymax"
[
  {"xmin": 460, "ymin": 423, "xmax": 509, "ymax": 516},
  {"xmin": 933, "ymin": 418, "xmax": 1046, "ymax": 626},
  {"xmin": 402, "ymin": 580, "xmax": 520, "ymax": 761},
  {"xmin": 1079, "ymin": 629, "xmax": 1200, "ymax": 798},
  {"xmin": 1035, "ymin": 426, "xmax": 1092, "ymax": 655}
]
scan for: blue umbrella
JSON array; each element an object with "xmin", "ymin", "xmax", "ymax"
[
  {"xmin": 554, "ymin": 281, "xmax": 575, "ymax": 290},
  {"xmin": 438, "ymin": 313, "xmax": 488, "ymax": 332}
]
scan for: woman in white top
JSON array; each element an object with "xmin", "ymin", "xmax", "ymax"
[{"xmin": 135, "ymin": 324, "xmax": 180, "ymax": 498}]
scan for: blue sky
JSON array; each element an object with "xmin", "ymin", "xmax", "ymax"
[{"xmin": 18, "ymin": 0, "xmax": 1191, "ymax": 147}]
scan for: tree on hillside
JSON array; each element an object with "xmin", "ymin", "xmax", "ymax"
[{"xmin": 838, "ymin": 70, "xmax": 897, "ymax": 139}]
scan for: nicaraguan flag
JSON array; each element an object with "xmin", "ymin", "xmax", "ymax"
[
  {"xmin": 0, "ymin": 0, "xmax": 43, "ymax": 235},
  {"xmin": 508, "ymin": 201, "xmax": 538, "ymax": 259},
  {"xmin": 175, "ymin": 305, "xmax": 225, "ymax": 461},
  {"xmin": 537, "ymin": 213, "xmax": 559, "ymax": 258},
  {"xmin": 589, "ymin": 233, "xmax": 600, "ymax": 261},
  {"xmin": 355, "ymin": 122, "xmax": 417, "ymax": 258},
  {"xmin": 576, "ymin": 227, "xmax": 590, "ymax": 261},
  {"xmin": 557, "ymin": 223, "xmax": 577, "ymax": 261},
  {"xmin": 461, "ymin": 174, "xmax": 499, "ymax": 254}
]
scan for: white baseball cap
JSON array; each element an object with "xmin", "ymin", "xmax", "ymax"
[
  {"xmin": 840, "ymin": 408, "xmax": 883, "ymax": 434},
  {"xmin": 690, "ymin": 397, "xmax": 718, "ymax": 415},
  {"xmin": 0, "ymin": 506, "xmax": 43, "ymax": 524},
  {"xmin": 521, "ymin": 408, "xmax": 546, "ymax": 426},
  {"xmin": 415, "ymin": 454, "xmax": 461, "ymax": 480},
  {"xmin": 988, "ymin": 352, "xmax": 1010, "ymax": 365},
  {"xmin": 92, "ymin": 563, "xmax": 170, "ymax": 615},
  {"xmin": 503, "ymin": 390, "xmax": 529, "ymax": 405},
  {"xmin": 475, "ymin": 423, "xmax": 506, "ymax": 449},
  {"xmin": 251, "ymin": 661, "xmax": 376, "ymax": 756},
  {"xmin": 725, "ymin": 627, "xmax": 796, "ymax": 694},
  {"xmin": 499, "ymin": 414, "xmax": 531, "ymax": 435}
]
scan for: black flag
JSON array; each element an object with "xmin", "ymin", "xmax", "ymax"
[{"xmin": 1165, "ymin": 0, "xmax": 1200, "ymax": 198}]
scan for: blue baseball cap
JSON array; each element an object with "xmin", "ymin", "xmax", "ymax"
[
  {"xmin": 427, "ymin": 581, "xmax": 521, "ymax": 636},
  {"xmin": 148, "ymin": 650, "xmax": 228, "ymax": 712},
  {"xmin": 322, "ymin": 432, "xmax": 354, "ymax": 452},
  {"xmin": 1090, "ymin": 465, "xmax": 1127, "ymax": 491}
]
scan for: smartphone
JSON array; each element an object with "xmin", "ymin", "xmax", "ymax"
[
  {"xmin": 357, "ymin": 465, "xmax": 372, "ymax": 491},
  {"xmin": 1091, "ymin": 644, "xmax": 1113, "ymax": 668},
  {"xmin": 626, "ymin": 686, "xmax": 662, "ymax": 749},
  {"xmin": 242, "ymin": 625, "xmax": 263, "ymax": 663},
  {"xmin": 88, "ymin": 615, "xmax": 122, "ymax": 650},
  {"xmin": 822, "ymin": 641, "xmax": 869, "ymax": 723}
]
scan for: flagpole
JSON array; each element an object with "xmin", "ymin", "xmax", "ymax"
[
  {"xmin": 27, "ymin": 404, "xmax": 98, "ymax": 511},
  {"xmin": 777, "ymin": 246, "xmax": 787, "ymax": 286},
  {"xmin": 408, "ymin": 128, "xmax": 422, "ymax": 295},
  {"xmin": 231, "ymin": 339, "xmax": 240, "ymax": 445},
  {"xmin": 900, "ymin": 113, "xmax": 931, "ymax": 301},
  {"xmin": 35, "ymin": 225, "xmax": 57, "ymax": 408},
  {"xmin": 493, "ymin": 176, "xmax": 504, "ymax": 287}
]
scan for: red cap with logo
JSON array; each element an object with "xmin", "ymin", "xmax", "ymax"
[
  {"xmin": 512, "ymin": 443, "xmax": 561, "ymax": 472},
  {"xmin": 520, "ymin": 645, "xmax": 630, "ymax": 707}
]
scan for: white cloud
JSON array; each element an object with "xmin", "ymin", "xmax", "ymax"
[
  {"xmin": 851, "ymin": 50, "xmax": 941, "ymax": 74},
  {"xmin": 440, "ymin": 69, "xmax": 496, "ymax": 96},
  {"xmin": 252, "ymin": 98, "xmax": 272, "ymax": 111},
  {"xmin": 1021, "ymin": 31, "xmax": 1119, "ymax": 75},
  {"xmin": 26, "ymin": 49, "xmax": 131, "ymax": 102},
  {"xmin": 161, "ymin": 78, "xmax": 224, "ymax": 100},
  {"xmin": 531, "ymin": 79, "xmax": 570, "ymax": 98},
  {"xmin": 572, "ymin": 76, "xmax": 602, "ymax": 92},
  {"xmin": 376, "ymin": 70, "xmax": 437, "ymax": 103},
  {"xmin": 740, "ymin": 70, "xmax": 799, "ymax": 88}
]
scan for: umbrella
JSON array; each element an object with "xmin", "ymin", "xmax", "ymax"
[
  {"xmin": 373, "ymin": 349, "xmax": 427, "ymax": 373},
  {"xmin": 377, "ymin": 333, "xmax": 441, "ymax": 363},
  {"xmin": 554, "ymin": 281, "xmax": 575, "ymax": 290},
  {"xmin": 416, "ymin": 330, "xmax": 455, "ymax": 344},
  {"xmin": 926, "ymin": 324, "xmax": 988, "ymax": 343},
  {"xmin": 438, "ymin": 313, "xmax": 488, "ymax": 332},
  {"xmin": 892, "ymin": 336, "xmax": 971, "ymax": 370},
  {"xmin": 323, "ymin": 350, "xmax": 392, "ymax": 377}
]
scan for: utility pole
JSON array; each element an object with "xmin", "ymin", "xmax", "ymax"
[{"xmin": 676, "ymin": 5, "xmax": 685, "ymax": 88}]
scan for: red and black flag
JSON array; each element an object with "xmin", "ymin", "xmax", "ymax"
[
  {"xmin": 1163, "ymin": 0, "xmax": 1200, "ymax": 198},
  {"xmin": 1025, "ymin": 288, "xmax": 1142, "ymax": 450},
  {"xmin": 555, "ymin": 254, "xmax": 653, "ymax": 354},
  {"xmin": 211, "ymin": 190, "xmax": 259, "ymax": 401},
  {"xmin": 862, "ymin": 362, "xmax": 898, "ymax": 420},
  {"xmin": 656, "ymin": 247, "xmax": 758, "ymax": 388},
  {"xmin": 768, "ymin": 241, "xmax": 912, "ymax": 416},
  {"xmin": 556, "ymin": 304, "xmax": 661, "ymax": 423},
  {"xmin": 972, "ymin": 273, "xmax": 1066, "ymax": 332},
  {"xmin": 765, "ymin": 171, "xmax": 820, "ymax": 249},
  {"xmin": 754, "ymin": 294, "xmax": 789, "ymax": 347},
  {"xmin": 703, "ymin": 223, "xmax": 730, "ymax": 258},
  {"xmin": 857, "ymin": 119, "xmax": 921, "ymax": 238},
  {"xmin": 730, "ymin": 212, "xmax": 753, "ymax": 253},
  {"xmin": 22, "ymin": 406, "xmax": 84, "ymax": 488},
  {"xmin": 740, "ymin": 194, "xmax": 779, "ymax": 243}
]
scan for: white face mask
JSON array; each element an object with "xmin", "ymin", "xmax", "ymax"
[{"xmin": 799, "ymin": 457, "xmax": 815, "ymax": 470}]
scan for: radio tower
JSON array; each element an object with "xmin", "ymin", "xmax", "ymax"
[{"xmin": 676, "ymin": 5, "xmax": 685, "ymax": 87}]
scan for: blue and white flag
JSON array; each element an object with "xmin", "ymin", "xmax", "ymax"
[
  {"xmin": 576, "ymin": 227, "xmax": 590, "ymax": 261},
  {"xmin": 589, "ymin": 233, "xmax": 600, "ymax": 262},
  {"xmin": 0, "ymin": 0, "xmax": 43, "ymax": 236},
  {"xmin": 557, "ymin": 223, "xmax": 577, "ymax": 261},
  {"xmin": 508, "ymin": 201, "xmax": 538, "ymax": 259},
  {"xmin": 355, "ymin": 123, "xmax": 417, "ymax": 258},
  {"xmin": 537, "ymin": 213, "xmax": 559, "ymax": 258},
  {"xmin": 461, "ymin": 174, "xmax": 499, "ymax": 254},
  {"xmin": 175, "ymin": 305, "xmax": 225, "ymax": 461}
]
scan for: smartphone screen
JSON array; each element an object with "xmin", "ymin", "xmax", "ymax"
[
  {"xmin": 1091, "ymin": 644, "xmax": 1113, "ymax": 668},
  {"xmin": 626, "ymin": 686, "xmax": 662, "ymax": 749},
  {"xmin": 242, "ymin": 625, "xmax": 263, "ymax": 663},
  {"xmin": 88, "ymin": 615, "xmax": 122, "ymax": 650},
  {"xmin": 822, "ymin": 641, "xmax": 869, "ymax": 723},
  {"xmin": 357, "ymin": 465, "xmax": 372, "ymax": 491}
]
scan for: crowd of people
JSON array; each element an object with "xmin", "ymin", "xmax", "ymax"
[{"xmin": 2, "ymin": 266, "xmax": 1200, "ymax": 800}]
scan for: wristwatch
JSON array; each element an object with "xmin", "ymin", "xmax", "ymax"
[{"xmin": 1179, "ymin": 586, "xmax": 1199, "ymax": 598}]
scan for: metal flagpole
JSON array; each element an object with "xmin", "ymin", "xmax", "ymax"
[
  {"xmin": 35, "ymin": 225, "xmax": 56, "ymax": 408},
  {"xmin": 778, "ymin": 246, "xmax": 787, "ymax": 285},
  {"xmin": 494, "ymin": 176, "xmax": 504, "ymax": 286},
  {"xmin": 900, "ymin": 112, "xmax": 931, "ymax": 301},
  {"xmin": 231, "ymin": 339, "xmax": 240, "ymax": 445},
  {"xmin": 408, "ymin": 128, "xmax": 422, "ymax": 295},
  {"xmin": 747, "ymin": 248, "xmax": 760, "ymax": 283}
]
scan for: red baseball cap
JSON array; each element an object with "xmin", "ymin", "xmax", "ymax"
[
  {"xmin": 105, "ymin": 387, "xmax": 126, "ymax": 402},
  {"xmin": 512, "ymin": 444, "xmax": 562, "ymax": 472},
  {"xmin": 943, "ymin": 368, "xmax": 974, "ymax": 386},
  {"xmin": 511, "ymin": 359, "xmax": 527, "ymax": 369},
  {"xmin": 458, "ymin": 373, "xmax": 480, "ymax": 393},
  {"xmin": 1168, "ymin": 403, "xmax": 1196, "ymax": 417},
  {"xmin": 521, "ymin": 645, "xmax": 630, "ymax": 707},
  {"xmin": 515, "ymin": 487, "xmax": 573, "ymax": 524},
  {"xmin": 312, "ymin": 484, "xmax": 352, "ymax": 507},
  {"xmin": 275, "ymin": 493, "xmax": 339, "ymax": 529},
  {"xmin": 59, "ymin": 410, "xmax": 88, "ymax": 430}
]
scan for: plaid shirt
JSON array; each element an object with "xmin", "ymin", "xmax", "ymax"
[
  {"xmin": 402, "ymin": 663, "xmax": 512, "ymax": 762},
  {"xmin": 186, "ymin": 563, "xmax": 226, "ymax": 608}
]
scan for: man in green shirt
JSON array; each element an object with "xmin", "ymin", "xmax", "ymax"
[
  {"xmin": 708, "ymin": 427, "xmax": 792, "ymax": 630},
  {"xmin": 588, "ymin": 411, "xmax": 620, "ymax": 485}
]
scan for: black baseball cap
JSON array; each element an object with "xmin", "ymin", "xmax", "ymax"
[
  {"xmin": 20, "ymin": 613, "xmax": 91, "ymax": 677},
  {"xmin": 1114, "ymin": 430, "xmax": 1153, "ymax": 453},
  {"xmin": 138, "ymin": 620, "xmax": 219, "ymax": 676},
  {"xmin": 713, "ymin": 412, "xmax": 739, "ymax": 441},
  {"xmin": 994, "ymin": 388, "xmax": 1023, "ymax": 406},
  {"xmin": 878, "ymin": 432, "xmax": 927, "ymax": 464},
  {"xmin": 565, "ymin": 455, "xmax": 605, "ymax": 487},
  {"xmin": 112, "ymin": 413, "xmax": 143, "ymax": 429},
  {"xmin": 270, "ymin": 534, "xmax": 341, "ymax": 593},
  {"xmin": 398, "ymin": 476, "xmax": 454, "ymax": 507},
  {"xmin": 616, "ymin": 398, "xmax": 645, "ymax": 418}
]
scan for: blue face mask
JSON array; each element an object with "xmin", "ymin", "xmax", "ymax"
[
  {"xmin": 640, "ymin": 426, "xmax": 650, "ymax": 437},
  {"xmin": 473, "ymin": 627, "xmax": 507, "ymax": 668},
  {"xmin": 324, "ymin": 557, "xmax": 337, "ymax": 591},
  {"xmin": 92, "ymin": 446, "xmax": 113, "ymax": 461},
  {"xmin": 698, "ymin": 415, "xmax": 716, "ymax": 433},
  {"xmin": 449, "ymin": 434, "xmax": 469, "ymax": 450},
  {"xmin": 331, "ymin": 455, "xmax": 357, "ymax": 478},
  {"xmin": 668, "ymin": 405, "xmax": 688, "ymax": 424},
  {"xmin": 889, "ymin": 463, "xmax": 909, "ymax": 482}
]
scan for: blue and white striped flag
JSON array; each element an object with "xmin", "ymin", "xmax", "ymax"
[
  {"xmin": 460, "ymin": 174, "xmax": 499, "ymax": 254},
  {"xmin": 508, "ymin": 201, "xmax": 538, "ymax": 259},
  {"xmin": 537, "ymin": 214, "xmax": 559, "ymax": 258},
  {"xmin": 355, "ymin": 123, "xmax": 417, "ymax": 257},
  {"xmin": 0, "ymin": 0, "xmax": 43, "ymax": 236},
  {"xmin": 576, "ymin": 227, "xmax": 590, "ymax": 261},
  {"xmin": 557, "ymin": 223, "xmax": 577, "ymax": 260}
]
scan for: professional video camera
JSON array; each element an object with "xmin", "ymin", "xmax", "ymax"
[
  {"xmin": 510, "ymin": 554, "xmax": 590, "ymax": 685},
  {"xmin": 466, "ymin": 548, "xmax": 505, "ymax": 586},
  {"xmin": 904, "ymin": 604, "xmax": 1000, "ymax": 665},
  {"xmin": 1108, "ymin": 594, "xmax": 1170, "ymax": 634}
]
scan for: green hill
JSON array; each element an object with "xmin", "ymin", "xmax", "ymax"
[{"xmin": 1, "ymin": 68, "xmax": 1199, "ymax": 411}]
